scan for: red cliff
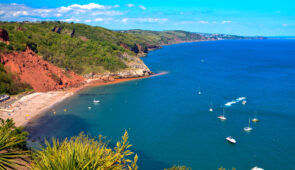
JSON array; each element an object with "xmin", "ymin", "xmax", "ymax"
[{"xmin": 0, "ymin": 48, "xmax": 84, "ymax": 92}]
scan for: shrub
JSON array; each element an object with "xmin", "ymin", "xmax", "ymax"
[{"xmin": 31, "ymin": 131, "xmax": 138, "ymax": 170}]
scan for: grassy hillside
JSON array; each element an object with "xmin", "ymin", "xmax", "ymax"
[
  {"xmin": 120, "ymin": 30, "xmax": 206, "ymax": 45},
  {"xmin": 0, "ymin": 21, "xmax": 140, "ymax": 74},
  {"xmin": 0, "ymin": 21, "xmax": 261, "ymax": 77}
]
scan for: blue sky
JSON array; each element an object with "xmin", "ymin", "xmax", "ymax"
[{"xmin": 0, "ymin": 0, "xmax": 294, "ymax": 36}]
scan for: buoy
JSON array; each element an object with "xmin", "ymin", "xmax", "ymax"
[{"xmin": 64, "ymin": 109, "xmax": 67, "ymax": 112}]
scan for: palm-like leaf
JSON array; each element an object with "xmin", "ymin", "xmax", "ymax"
[{"xmin": 0, "ymin": 118, "xmax": 28, "ymax": 169}]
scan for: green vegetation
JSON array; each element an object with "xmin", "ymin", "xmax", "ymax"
[
  {"xmin": 0, "ymin": 63, "xmax": 31, "ymax": 95},
  {"xmin": 0, "ymin": 22, "xmax": 133, "ymax": 74},
  {"xmin": 165, "ymin": 165, "xmax": 192, "ymax": 170},
  {"xmin": 121, "ymin": 30, "xmax": 205, "ymax": 46},
  {"xmin": 0, "ymin": 21, "xmax": 256, "ymax": 75},
  {"xmin": 0, "ymin": 118, "xmax": 195, "ymax": 169},
  {"xmin": 0, "ymin": 118, "xmax": 28, "ymax": 169},
  {"xmin": 31, "ymin": 131, "xmax": 138, "ymax": 170}
]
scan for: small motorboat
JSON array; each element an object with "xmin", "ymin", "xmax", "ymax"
[
  {"xmin": 88, "ymin": 107, "xmax": 92, "ymax": 110},
  {"xmin": 209, "ymin": 108, "xmax": 213, "ymax": 112},
  {"xmin": 226, "ymin": 136, "xmax": 236, "ymax": 144},
  {"xmin": 252, "ymin": 112, "xmax": 259, "ymax": 122},
  {"xmin": 251, "ymin": 166, "xmax": 264, "ymax": 170},
  {"xmin": 252, "ymin": 118, "xmax": 259, "ymax": 122},
  {"xmin": 242, "ymin": 100, "xmax": 247, "ymax": 105},
  {"xmin": 244, "ymin": 118, "xmax": 253, "ymax": 132},
  {"xmin": 93, "ymin": 99, "xmax": 100, "ymax": 103}
]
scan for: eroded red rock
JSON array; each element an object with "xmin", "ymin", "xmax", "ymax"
[{"xmin": 0, "ymin": 47, "xmax": 84, "ymax": 92}]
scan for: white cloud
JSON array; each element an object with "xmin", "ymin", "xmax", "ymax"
[
  {"xmin": 12, "ymin": 11, "xmax": 29, "ymax": 17},
  {"xmin": 92, "ymin": 11, "xmax": 125, "ymax": 16},
  {"xmin": 0, "ymin": 3, "xmax": 126, "ymax": 22},
  {"xmin": 139, "ymin": 5, "xmax": 147, "ymax": 10},
  {"xmin": 222, "ymin": 20, "xmax": 232, "ymax": 24},
  {"xmin": 282, "ymin": 24, "xmax": 288, "ymax": 27},
  {"xmin": 122, "ymin": 18, "xmax": 128, "ymax": 23},
  {"xmin": 126, "ymin": 4, "xmax": 134, "ymax": 8},
  {"xmin": 122, "ymin": 18, "xmax": 168, "ymax": 23},
  {"xmin": 198, "ymin": 20, "xmax": 209, "ymax": 24},
  {"xmin": 85, "ymin": 19, "xmax": 92, "ymax": 22},
  {"xmin": 95, "ymin": 18, "xmax": 103, "ymax": 22},
  {"xmin": 67, "ymin": 3, "xmax": 110, "ymax": 10}
]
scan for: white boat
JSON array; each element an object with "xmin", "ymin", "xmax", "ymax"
[
  {"xmin": 251, "ymin": 166, "xmax": 264, "ymax": 170},
  {"xmin": 198, "ymin": 87, "xmax": 202, "ymax": 95},
  {"xmin": 252, "ymin": 112, "xmax": 259, "ymax": 122},
  {"xmin": 252, "ymin": 118, "xmax": 259, "ymax": 123},
  {"xmin": 93, "ymin": 99, "xmax": 100, "ymax": 103},
  {"xmin": 244, "ymin": 118, "xmax": 253, "ymax": 132},
  {"xmin": 209, "ymin": 101, "xmax": 213, "ymax": 112},
  {"xmin": 226, "ymin": 136, "xmax": 236, "ymax": 144},
  {"xmin": 88, "ymin": 107, "xmax": 92, "ymax": 110},
  {"xmin": 218, "ymin": 109, "xmax": 226, "ymax": 120},
  {"xmin": 242, "ymin": 100, "xmax": 247, "ymax": 105}
]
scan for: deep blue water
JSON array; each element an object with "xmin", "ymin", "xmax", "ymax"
[{"xmin": 26, "ymin": 40, "xmax": 295, "ymax": 170}]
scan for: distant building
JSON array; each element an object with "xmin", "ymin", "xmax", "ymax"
[{"xmin": 0, "ymin": 94, "xmax": 10, "ymax": 102}]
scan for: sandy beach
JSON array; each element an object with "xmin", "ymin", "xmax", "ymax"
[{"xmin": 0, "ymin": 75, "xmax": 153, "ymax": 127}]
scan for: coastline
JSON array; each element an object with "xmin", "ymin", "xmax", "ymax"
[
  {"xmin": 0, "ymin": 75, "xmax": 152, "ymax": 127},
  {"xmin": 0, "ymin": 38, "xmax": 251, "ymax": 127}
]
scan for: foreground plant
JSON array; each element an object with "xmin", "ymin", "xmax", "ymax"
[
  {"xmin": 165, "ymin": 165, "xmax": 192, "ymax": 170},
  {"xmin": 30, "ymin": 131, "xmax": 138, "ymax": 170},
  {"xmin": 0, "ymin": 118, "xmax": 29, "ymax": 169}
]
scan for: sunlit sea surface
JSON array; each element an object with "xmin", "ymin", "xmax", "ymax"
[{"xmin": 26, "ymin": 40, "xmax": 295, "ymax": 170}]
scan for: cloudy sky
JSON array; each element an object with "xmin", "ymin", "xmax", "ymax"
[{"xmin": 0, "ymin": 0, "xmax": 294, "ymax": 36}]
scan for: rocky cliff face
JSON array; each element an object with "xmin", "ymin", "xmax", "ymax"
[
  {"xmin": 0, "ymin": 47, "xmax": 84, "ymax": 92},
  {"xmin": 84, "ymin": 52, "xmax": 153, "ymax": 79},
  {"xmin": 120, "ymin": 43, "xmax": 161, "ymax": 57}
]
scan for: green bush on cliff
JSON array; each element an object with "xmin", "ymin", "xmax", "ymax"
[
  {"xmin": 31, "ymin": 131, "xmax": 138, "ymax": 170},
  {"xmin": 0, "ymin": 63, "xmax": 32, "ymax": 95}
]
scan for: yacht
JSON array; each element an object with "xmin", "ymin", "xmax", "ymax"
[
  {"xmin": 218, "ymin": 109, "xmax": 226, "ymax": 120},
  {"xmin": 209, "ymin": 101, "xmax": 213, "ymax": 112},
  {"xmin": 251, "ymin": 166, "xmax": 264, "ymax": 170},
  {"xmin": 244, "ymin": 118, "xmax": 253, "ymax": 132},
  {"xmin": 198, "ymin": 87, "xmax": 202, "ymax": 95},
  {"xmin": 226, "ymin": 136, "xmax": 236, "ymax": 144},
  {"xmin": 93, "ymin": 99, "xmax": 100, "ymax": 103}
]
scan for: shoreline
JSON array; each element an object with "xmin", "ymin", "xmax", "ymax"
[{"xmin": 0, "ymin": 74, "xmax": 155, "ymax": 127}]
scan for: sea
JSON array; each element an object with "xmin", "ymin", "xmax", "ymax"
[{"xmin": 26, "ymin": 39, "xmax": 295, "ymax": 170}]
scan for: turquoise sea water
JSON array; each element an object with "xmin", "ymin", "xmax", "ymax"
[{"xmin": 26, "ymin": 40, "xmax": 295, "ymax": 170}]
